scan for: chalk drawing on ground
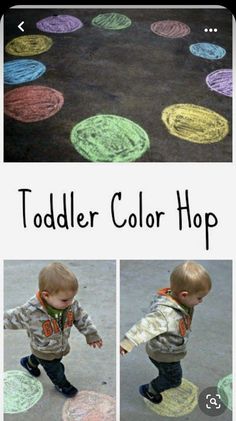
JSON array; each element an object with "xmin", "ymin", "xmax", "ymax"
[
  {"xmin": 62, "ymin": 390, "xmax": 116, "ymax": 421},
  {"xmin": 4, "ymin": 59, "xmax": 46, "ymax": 84},
  {"xmin": 36, "ymin": 15, "xmax": 83, "ymax": 33},
  {"xmin": 4, "ymin": 85, "xmax": 64, "ymax": 122},
  {"xmin": 189, "ymin": 43, "xmax": 226, "ymax": 60},
  {"xmin": 151, "ymin": 20, "xmax": 191, "ymax": 38},
  {"xmin": 143, "ymin": 378, "xmax": 198, "ymax": 417},
  {"xmin": 4, "ymin": 370, "xmax": 43, "ymax": 414},
  {"xmin": 5, "ymin": 35, "xmax": 53, "ymax": 56},
  {"xmin": 70, "ymin": 114, "xmax": 150, "ymax": 162},
  {"xmin": 162, "ymin": 103, "xmax": 229, "ymax": 143},
  {"xmin": 217, "ymin": 374, "xmax": 232, "ymax": 411},
  {"xmin": 206, "ymin": 69, "xmax": 232, "ymax": 97},
  {"xmin": 92, "ymin": 13, "xmax": 132, "ymax": 30}
]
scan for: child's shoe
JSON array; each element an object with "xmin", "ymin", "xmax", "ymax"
[
  {"xmin": 55, "ymin": 382, "xmax": 78, "ymax": 398},
  {"xmin": 20, "ymin": 356, "xmax": 41, "ymax": 377},
  {"xmin": 139, "ymin": 384, "xmax": 163, "ymax": 404}
]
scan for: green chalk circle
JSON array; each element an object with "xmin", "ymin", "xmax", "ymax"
[
  {"xmin": 4, "ymin": 370, "xmax": 43, "ymax": 414},
  {"xmin": 92, "ymin": 13, "xmax": 132, "ymax": 30},
  {"xmin": 217, "ymin": 374, "xmax": 232, "ymax": 411},
  {"xmin": 71, "ymin": 115, "xmax": 150, "ymax": 162}
]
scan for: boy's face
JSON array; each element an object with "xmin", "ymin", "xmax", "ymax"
[
  {"xmin": 43, "ymin": 290, "xmax": 77, "ymax": 309},
  {"xmin": 178, "ymin": 289, "xmax": 209, "ymax": 308}
]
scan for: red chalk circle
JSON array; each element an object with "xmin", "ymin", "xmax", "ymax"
[
  {"xmin": 62, "ymin": 390, "xmax": 116, "ymax": 421},
  {"xmin": 4, "ymin": 85, "xmax": 64, "ymax": 122},
  {"xmin": 151, "ymin": 20, "xmax": 190, "ymax": 38}
]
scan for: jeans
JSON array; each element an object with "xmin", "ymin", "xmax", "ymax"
[
  {"xmin": 149, "ymin": 357, "xmax": 182, "ymax": 394},
  {"xmin": 29, "ymin": 354, "xmax": 69, "ymax": 387}
]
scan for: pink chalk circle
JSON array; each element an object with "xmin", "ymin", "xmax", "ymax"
[
  {"xmin": 151, "ymin": 20, "xmax": 190, "ymax": 38},
  {"xmin": 36, "ymin": 15, "xmax": 83, "ymax": 33},
  {"xmin": 206, "ymin": 69, "xmax": 232, "ymax": 97},
  {"xmin": 62, "ymin": 390, "xmax": 116, "ymax": 421},
  {"xmin": 4, "ymin": 85, "xmax": 64, "ymax": 122}
]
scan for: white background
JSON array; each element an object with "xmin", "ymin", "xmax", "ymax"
[
  {"xmin": 0, "ymin": 163, "xmax": 235, "ymax": 259},
  {"xmin": 0, "ymin": 4, "xmax": 235, "ymax": 421}
]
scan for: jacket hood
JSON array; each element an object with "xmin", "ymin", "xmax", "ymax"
[
  {"xmin": 30, "ymin": 293, "xmax": 72, "ymax": 314},
  {"xmin": 150, "ymin": 287, "xmax": 190, "ymax": 316},
  {"xmin": 26, "ymin": 292, "xmax": 49, "ymax": 313}
]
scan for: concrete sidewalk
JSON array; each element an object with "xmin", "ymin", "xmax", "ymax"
[
  {"xmin": 4, "ymin": 260, "xmax": 116, "ymax": 420},
  {"xmin": 120, "ymin": 260, "xmax": 232, "ymax": 421}
]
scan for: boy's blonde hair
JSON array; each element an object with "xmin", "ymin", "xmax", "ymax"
[
  {"xmin": 170, "ymin": 261, "xmax": 212, "ymax": 294},
  {"xmin": 39, "ymin": 262, "xmax": 79, "ymax": 294}
]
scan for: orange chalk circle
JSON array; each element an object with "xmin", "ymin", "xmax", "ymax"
[
  {"xmin": 4, "ymin": 85, "xmax": 64, "ymax": 123},
  {"xmin": 144, "ymin": 378, "xmax": 198, "ymax": 417},
  {"xmin": 151, "ymin": 20, "xmax": 190, "ymax": 38},
  {"xmin": 162, "ymin": 104, "xmax": 229, "ymax": 144},
  {"xmin": 5, "ymin": 35, "xmax": 53, "ymax": 56},
  {"xmin": 62, "ymin": 390, "xmax": 116, "ymax": 421}
]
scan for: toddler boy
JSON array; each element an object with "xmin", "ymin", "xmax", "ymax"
[
  {"xmin": 120, "ymin": 261, "xmax": 211, "ymax": 404},
  {"xmin": 4, "ymin": 262, "xmax": 103, "ymax": 397}
]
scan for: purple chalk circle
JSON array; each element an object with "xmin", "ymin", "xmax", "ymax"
[
  {"xmin": 36, "ymin": 15, "xmax": 83, "ymax": 33},
  {"xmin": 206, "ymin": 69, "xmax": 232, "ymax": 97},
  {"xmin": 151, "ymin": 20, "xmax": 190, "ymax": 38}
]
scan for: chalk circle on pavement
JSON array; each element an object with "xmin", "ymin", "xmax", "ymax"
[
  {"xmin": 62, "ymin": 390, "xmax": 116, "ymax": 421},
  {"xmin": 143, "ymin": 378, "xmax": 198, "ymax": 417},
  {"xmin": 92, "ymin": 13, "xmax": 131, "ymax": 30},
  {"xmin": 5, "ymin": 35, "xmax": 53, "ymax": 56},
  {"xmin": 36, "ymin": 15, "xmax": 83, "ymax": 33},
  {"xmin": 206, "ymin": 69, "xmax": 232, "ymax": 97},
  {"xmin": 162, "ymin": 104, "xmax": 229, "ymax": 144},
  {"xmin": 189, "ymin": 43, "xmax": 226, "ymax": 60},
  {"xmin": 70, "ymin": 114, "xmax": 150, "ymax": 162},
  {"xmin": 217, "ymin": 374, "xmax": 232, "ymax": 411},
  {"xmin": 4, "ymin": 85, "xmax": 64, "ymax": 123},
  {"xmin": 4, "ymin": 59, "xmax": 46, "ymax": 85},
  {"xmin": 151, "ymin": 20, "xmax": 190, "ymax": 38},
  {"xmin": 4, "ymin": 370, "xmax": 43, "ymax": 414}
]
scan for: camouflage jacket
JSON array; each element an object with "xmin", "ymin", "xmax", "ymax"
[
  {"xmin": 120, "ymin": 288, "xmax": 194, "ymax": 362},
  {"xmin": 4, "ymin": 292, "xmax": 101, "ymax": 360}
]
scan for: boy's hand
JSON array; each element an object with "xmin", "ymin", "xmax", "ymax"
[
  {"xmin": 89, "ymin": 339, "xmax": 103, "ymax": 349},
  {"xmin": 120, "ymin": 346, "xmax": 128, "ymax": 355}
]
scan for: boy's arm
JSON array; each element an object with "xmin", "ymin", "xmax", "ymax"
[
  {"xmin": 4, "ymin": 304, "xmax": 29, "ymax": 329},
  {"xmin": 120, "ymin": 310, "xmax": 167, "ymax": 353},
  {"xmin": 73, "ymin": 301, "xmax": 102, "ymax": 344}
]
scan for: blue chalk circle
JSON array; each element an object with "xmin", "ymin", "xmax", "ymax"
[
  {"xmin": 4, "ymin": 59, "xmax": 46, "ymax": 85},
  {"xmin": 189, "ymin": 43, "xmax": 226, "ymax": 60}
]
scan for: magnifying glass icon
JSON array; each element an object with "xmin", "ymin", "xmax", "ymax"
[{"xmin": 210, "ymin": 397, "xmax": 217, "ymax": 406}]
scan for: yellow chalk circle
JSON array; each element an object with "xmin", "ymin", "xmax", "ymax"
[
  {"xmin": 162, "ymin": 104, "xmax": 229, "ymax": 144},
  {"xmin": 5, "ymin": 35, "xmax": 53, "ymax": 56},
  {"xmin": 144, "ymin": 378, "xmax": 198, "ymax": 417}
]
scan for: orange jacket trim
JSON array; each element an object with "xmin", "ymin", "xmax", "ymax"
[{"xmin": 42, "ymin": 320, "xmax": 53, "ymax": 337}]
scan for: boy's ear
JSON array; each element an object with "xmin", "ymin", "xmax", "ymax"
[
  {"xmin": 41, "ymin": 291, "xmax": 49, "ymax": 299},
  {"xmin": 180, "ymin": 291, "xmax": 188, "ymax": 298}
]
